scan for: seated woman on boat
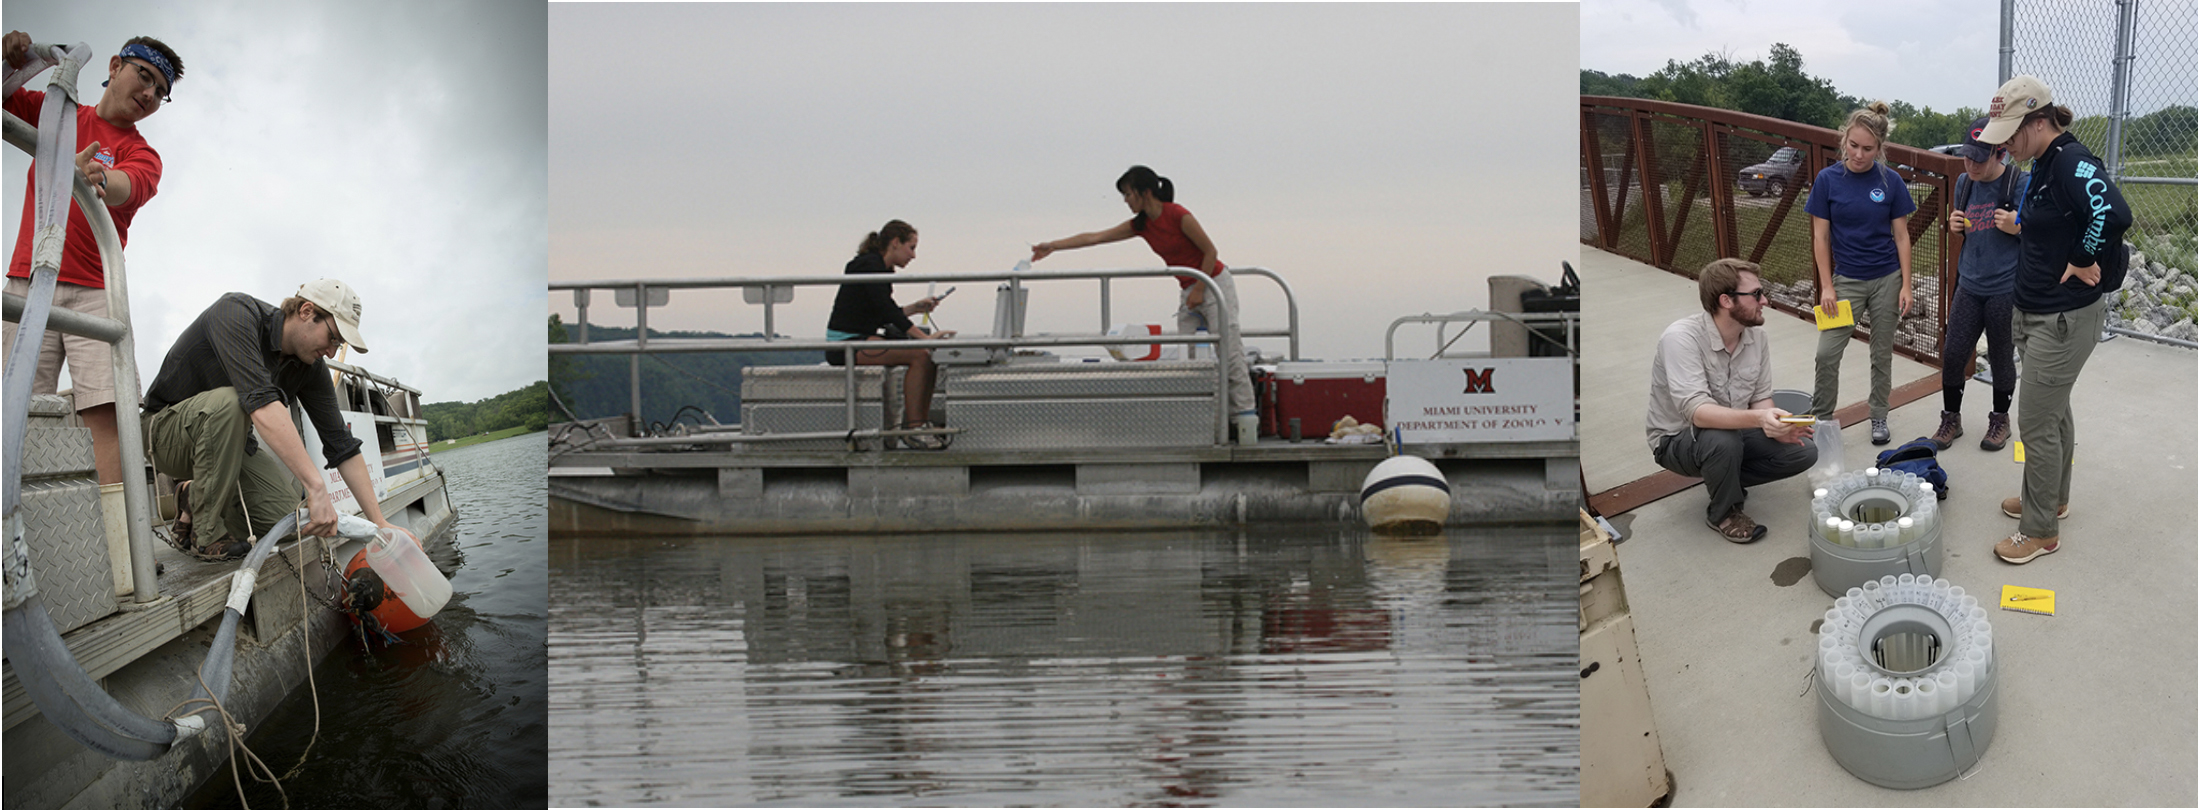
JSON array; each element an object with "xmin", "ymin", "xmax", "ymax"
[
  {"xmin": 1028, "ymin": 166, "xmax": 1257, "ymax": 432},
  {"xmin": 826, "ymin": 219, "xmax": 954, "ymax": 450}
]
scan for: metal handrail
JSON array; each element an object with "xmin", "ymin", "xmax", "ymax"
[
  {"xmin": 3, "ymin": 111, "xmax": 159, "ymax": 605},
  {"xmin": 551, "ymin": 266, "xmax": 1301, "ymax": 447},
  {"xmin": 1384, "ymin": 310, "xmax": 1583, "ymax": 362}
]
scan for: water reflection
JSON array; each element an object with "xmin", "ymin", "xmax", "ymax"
[{"xmin": 550, "ymin": 526, "xmax": 1576, "ymax": 807}]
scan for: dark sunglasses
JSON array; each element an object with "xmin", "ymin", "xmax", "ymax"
[{"xmin": 1728, "ymin": 288, "xmax": 1767, "ymax": 301}]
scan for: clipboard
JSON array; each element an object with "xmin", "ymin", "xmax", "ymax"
[{"xmin": 1814, "ymin": 300, "xmax": 1854, "ymax": 331}]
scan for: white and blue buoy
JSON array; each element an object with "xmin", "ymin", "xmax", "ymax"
[{"xmin": 1359, "ymin": 454, "xmax": 1450, "ymax": 534}]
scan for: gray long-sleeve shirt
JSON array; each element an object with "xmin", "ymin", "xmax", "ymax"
[
  {"xmin": 1645, "ymin": 312, "xmax": 1773, "ymax": 450},
  {"xmin": 143, "ymin": 292, "xmax": 364, "ymax": 468}
]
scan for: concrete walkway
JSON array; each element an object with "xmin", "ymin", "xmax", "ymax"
[{"xmin": 1581, "ymin": 247, "xmax": 2198, "ymax": 806}]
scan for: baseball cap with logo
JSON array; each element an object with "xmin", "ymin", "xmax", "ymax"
[
  {"xmin": 296, "ymin": 278, "xmax": 368, "ymax": 353},
  {"xmin": 1958, "ymin": 115, "xmax": 2002, "ymax": 163},
  {"xmin": 1978, "ymin": 75, "xmax": 2053, "ymax": 145}
]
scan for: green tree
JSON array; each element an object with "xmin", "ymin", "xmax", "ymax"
[{"xmin": 548, "ymin": 314, "xmax": 587, "ymax": 419}]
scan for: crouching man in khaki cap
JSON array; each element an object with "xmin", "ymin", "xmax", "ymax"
[{"xmin": 140, "ymin": 279, "xmax": 399, "ymax": 560}]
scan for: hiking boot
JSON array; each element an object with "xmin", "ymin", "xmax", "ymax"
[
  {"xmin": 1870, "ymin": 418, "xmax": 1891, "ymax": 446},
  {"xmin": 2000, "ymin": 497, "xmax": 2069, "ymax": 520},
  {"xmin": 1994, "ymin": 531, "xmax": 2060, "ymax": 564},
  {"xmin": 1929, "ymin": 411, "xmax": 1962, "ymax": 449},
  {"xmin": 1980, "ymin": 412, "xmax": 2011, "ymax": 451},
  {"xmin": 1707, "ymin": 506, "xmax": 1767, "ymax": 544}
]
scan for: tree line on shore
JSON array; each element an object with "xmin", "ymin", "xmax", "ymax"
[
  {"xmin": 1582, "ymin": 43, "xmax": 2196, "ymax": 157},
  {"xmin": 423, "ymin": 380, "xmax": 553, "ymax": 442}
]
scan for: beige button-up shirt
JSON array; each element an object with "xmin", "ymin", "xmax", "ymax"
[{"xmin": 1646, "ymin": 312, "xmax": 1773, "ymax": 450}]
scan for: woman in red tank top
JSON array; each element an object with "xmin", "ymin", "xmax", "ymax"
[{"xmin": 1030, "ymin": 166, "xmax": 1257, "ymax": 420}]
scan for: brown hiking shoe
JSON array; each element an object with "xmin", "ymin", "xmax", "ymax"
[
  {"xmin": 2000, "ymin": 497, "xmax": 2069, "ymax": 520},
  {"xmin": 1708, "ymin": 506, "xmax": 1767, "ymax": 544},
  {"xmin": 1994, "ymin": 531, "xmax": 2060, "ymax": 564},
  {"xmin": 1980, "ymin": 412, "xmax": 2010, "ymax": 451},
  {"xmin": 1930, "ymin": 410, "xmax": 1963, "ymax": 449}
]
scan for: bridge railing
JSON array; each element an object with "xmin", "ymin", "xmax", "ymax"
[{"xmin": 1580, "ymin": 96, "xmax": 1967, "ymax": 366}]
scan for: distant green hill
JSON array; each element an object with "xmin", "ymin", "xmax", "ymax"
[
  {"xmin": 423, "ymin": 380, "xmax": 550, "ymax": 442},
  {"xmin": 549, "ymin": 316, "xmax": 823, "ymax": 429}
]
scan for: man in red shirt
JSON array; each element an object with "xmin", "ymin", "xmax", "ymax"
[{"xmin": 2, "ymin": 32, "xmax": 182, "ymax": 485}]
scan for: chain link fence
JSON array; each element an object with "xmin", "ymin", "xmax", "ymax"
[{"xmin": 2010, "ymin": 0, "xmax": 2198, "ymax": 341}]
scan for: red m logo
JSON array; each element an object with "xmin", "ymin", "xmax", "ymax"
[{"xmin": 1463, "ymin": 367, "xmax": 1494, "ymax": 394}]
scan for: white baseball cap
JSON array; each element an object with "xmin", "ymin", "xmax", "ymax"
[
  {"xmin": 1978, "ymin": 75, "xmax": 2053, "ymax": 145},
  {"xmin": 295, "ymin": 278, "xmax": 368, "ymax": 353}
]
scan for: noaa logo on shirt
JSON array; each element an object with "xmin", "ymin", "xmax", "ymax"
[{"xmin": 1869, "ymin": 188, "xmax": 1885, "ymax": 203}]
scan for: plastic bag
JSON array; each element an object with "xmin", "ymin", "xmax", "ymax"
[{"xmin": 1806, "ymin": 417, "xmax": 1846, "ymax": 489}]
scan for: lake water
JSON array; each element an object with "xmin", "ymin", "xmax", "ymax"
[
  {"xmin": 548, "ymin": 525, "xmax": 1577, "ymax": 806},
  {"xmin": 185, "ymin": 432, "xmax": 548, "ymax": 809}
]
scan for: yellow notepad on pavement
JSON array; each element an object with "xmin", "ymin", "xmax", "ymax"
[
  {"xmin": 2000, "ymin": 585, "xmax": 2056, "ymax": 616},
  {"xmin": 1814, "ymin": 300, "xmax": 1854, "ymax": 330}
]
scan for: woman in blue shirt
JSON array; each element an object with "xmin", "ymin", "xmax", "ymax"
[{"xmin": 1806, "ymin": 101, "xmax": 1916, "ymax": 445}]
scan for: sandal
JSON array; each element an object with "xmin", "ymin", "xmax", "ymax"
[
  {"xmin": 1708, "ymin": 507, "xmax": 1767, "ymax": 544},
  {"xmin": 896, "ymin": 421, "xmax": 950, "ymax": 451},
  {"xmin": 183, "ymin": 537, "xmax": 252, "ymax": 563}
]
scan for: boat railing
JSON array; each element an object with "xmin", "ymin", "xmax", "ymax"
[
  {"xmin": 1383, "ymin": 310, "xmax": 1581, "ymax": 362},
  {"xmin": 550, "ymin": 266, "xmax": 1303, "ymax": 448},
  {"xmin": 1, "ymin": 107, "xmax": 160, "ymax": 606}
]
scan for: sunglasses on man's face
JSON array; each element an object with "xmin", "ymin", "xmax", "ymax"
[{"xmin": 1729, "ymin": 288, "xmax": 1767, "ymax": 301}]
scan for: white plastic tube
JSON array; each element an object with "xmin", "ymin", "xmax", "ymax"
[
  {"xmin": 1849, "ymin": 672, "xmax": 1874, "ymax": 710},
  {"xmin": 1890, "ymin": 679, "xmax": 1917, "ymax": 720},
  {"xmin": 1912, "ymin": 677, "xmax": 1939, "ymax": 718},
  {"xmin": 1870, "ymin": 678, "xmax": 1895, "ymax": 718},
  {"xmin": 1936, "ymin": 670, "xmax": 1960, "ymax": 709}
]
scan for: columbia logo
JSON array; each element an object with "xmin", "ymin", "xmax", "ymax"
[{"xmin": 2074, "ymin": 162, "xmax": 2096, "ymax": 180}]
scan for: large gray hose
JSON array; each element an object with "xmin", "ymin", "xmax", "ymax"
[{"xmin": 0, "ymin": 513, "xmax": 302, "ymax": 760}]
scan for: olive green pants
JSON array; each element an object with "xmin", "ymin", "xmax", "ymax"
[
  {"xmin": 2012, "ymin": 299, "xmax": 2104, "ymax": 538},
  {"xmin": 1812, "ymin": 272, "xmax": 1903, "ymax": 422},
  {"xmin": 144, "ymin": 387, "xmax": 302, "ymax": 549}
]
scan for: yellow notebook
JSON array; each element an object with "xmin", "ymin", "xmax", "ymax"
[
  {"xmin": 2012, "ymin": 442, "xmax": 2075, "ymax": 464},
  {"xmin": 2000, "ymin": 585, "xmax": 2056, "ymax": 616},
  {"xmin": 1814, "ymin": 300, "xmax": 1854, "ymax": 331}
]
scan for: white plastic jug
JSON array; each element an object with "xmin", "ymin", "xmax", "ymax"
[{"xmin": 363, "ymin": 527, "xmax": 451, "ymax": 623}]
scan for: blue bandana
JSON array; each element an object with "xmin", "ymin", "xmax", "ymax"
[{"xmin": 117, "ymin": 43, "xmax": 176, "ymax": 92}]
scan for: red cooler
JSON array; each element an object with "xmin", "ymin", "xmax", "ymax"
[{"xmin": 1261, "ymin": 361, "xmax": 1386, "ymax": 439}]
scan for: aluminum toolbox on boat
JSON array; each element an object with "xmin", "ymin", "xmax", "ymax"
[
  {"xmin": 1262, "ymin": 361, "xmax": 1386, "ymax": 439},
  {"xmin": 740, "ymin": 365, "xmax": 911, "ymax": 450},
  {"xmin": 943, "ymin": 360, "xmax": 1218, "ymax": 451}
]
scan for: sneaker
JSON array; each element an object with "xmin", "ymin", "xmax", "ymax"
[
  {"xmin": 1929, "ymin": 411, "xmax": 1963, "ymax": 449},
  {"xmin": 1980, "ymin": 412, "xmax": 2010, "ymax": 451},
  {"xmin": 2000, "ymin": 497, "xmax": 2069, "ymax": 520},
  {"xmin": 1870, "ymin": 418, "xmax": 1891, "ymax": 446},
  {"xmin": 1707, "ymin": 506, "xmax": 1768, "ymax": 544},
  {"xmin": 1994, "ymin": 531, "xmax": 2060, "ymax": 564}
]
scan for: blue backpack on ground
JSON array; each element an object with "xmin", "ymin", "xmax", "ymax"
[{"xmin": 1877, "ymin": 437, "xmax": 1949, "ymax": 500}]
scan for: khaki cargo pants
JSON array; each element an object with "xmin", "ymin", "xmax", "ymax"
[{"xmin": 144, "ymin": 387, "xmax": 303, "ymax": 549}]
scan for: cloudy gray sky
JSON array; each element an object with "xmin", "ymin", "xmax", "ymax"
[
  {"xmin": 548, "ymin": 3, "xmax": 1580, "ymax": 363},
  {"xmin": 3, "ymin": 0, "xmax": 547, "ymax": 406},
  {"xmin": 1582, "ymin": 0, "xmax": 2196, "ymax": 118}
]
